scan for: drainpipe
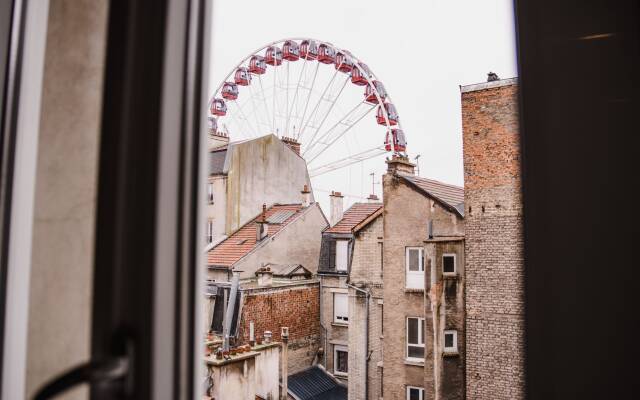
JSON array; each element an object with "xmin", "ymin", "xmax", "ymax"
[
  {"xmin": 347, "ymin": 284, "xmax": 370, "ymax": 400},
  {"xmin": 281, "ymin": 327, "xmax": 290, "ymax": 400},
  {"xmin": 223, "ymin": 271, "xmax": 240, "ymax": 351},
  {"xmin": 319, "ymin": 277, "xmax": 328, "ymax": 367}
]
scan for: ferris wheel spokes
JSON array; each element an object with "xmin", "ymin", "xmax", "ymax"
[
  {"xmin": 295, "ymin": 62, "xmax": 320, "ymax": 140},
  {"xmin": 297, "ymin": 67, "xmax": 340, "ymax": 143},
  {"xmin": 308, "ymin": 145, "xmax": 388, "ymax": 177}
]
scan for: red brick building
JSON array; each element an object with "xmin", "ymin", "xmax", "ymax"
[{"xmin": 461, "ymin": 77, "xmax": 525, "ymax": 400}]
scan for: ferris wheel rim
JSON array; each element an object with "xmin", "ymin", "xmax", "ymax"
[{"xmin": 209, "ymin": 37, "xmax": 407, "ymax": 169}]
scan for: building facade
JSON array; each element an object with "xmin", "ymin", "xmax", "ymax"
[
  {"xmin": 461, "ymin": 77, "xmax": 525, "ymax": 399},
  {"xmin": 382, "ymin": 156, "xmax": 465, "ymax": 400},
  {"xmin": 317, "ymin": 195, "xmax": 384, "ymax": 400}
]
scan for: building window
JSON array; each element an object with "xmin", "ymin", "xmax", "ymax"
[
  {"xmin": 444, "ymin": 330, "xmax": 458, "ymax": 353},
  {"xmin": 334, "ymin": 345, "xmax": 348, "ymax": 376},
  {"xmin": 405, "ymin": 247, "xmax": 424, "ymax": 289},
  {"xmin": 206, "ymin": 219, "xmax": 213, "ymax": 244},
  {"xmin": 207, "ymin": 182, "xmax": 214, "ymax": 204},
  {"xmin": 406, "ymin": 317, "xmax": 425, "ymax": 361},
  {"xmin": 336, "ymin": 240, "xmax": 349, "ymax": 272},
  {"xmin": 406, "ymin": 386, "xmax": 425, "ymax": 400},
  {"xmin": 333, "ymin": 293, "xmax": 348, "ymax": 324},
  {"xmin": 443, "ymin": 253, "xmax": 456, "ymax": 275}
]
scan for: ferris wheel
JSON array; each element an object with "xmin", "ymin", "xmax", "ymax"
[{"xmin": 208, "ymin": 38, "xmax": 407, "ymax": 179}]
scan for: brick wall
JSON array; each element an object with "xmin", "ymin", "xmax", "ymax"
[
  {"xmin": 238, "ymin": 283, "xmax": 320, "ymax": 374},
  {"xmin": 461, "ymin": 80, "xmax": 525, "ymax": 400}
]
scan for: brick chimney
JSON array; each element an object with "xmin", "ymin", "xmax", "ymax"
[
  {"xmin": 301, "ymin": 184, "xmax": 311, "ymax": 207},
  {"xmin": 386, "ymin": 154, "xmax": 415, "ymax": 175},
  {"xmin": 329, "ymin": 191, "xmax": 344, "ymax": 226},
  {"xmin": 367, "ymin": 193, "xmax": 379, "ymax": 203},
  {"xmin": 281, "ymin": 136, "xmax": 301, "ymax": 156}
]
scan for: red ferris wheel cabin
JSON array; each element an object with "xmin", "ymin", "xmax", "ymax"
[
  {"xmin": 351, "ymin": 62, "xmax": 372, "ymax": 86},
  {"xmin": 335, "ymin": 51, "xmax": 354, "ymax": 73},
  {"xmin": 300, "ymin": 40, "xmax": 318, "ymax": 60},
  {"xmin": 221, "ymin": 82, "xmax": 238, "ymax": 100},
  {"xmin": 249, "ymin": 55, "xmax": 266, "ymax": 74},
  {"xmin": 364, "ymin": 81, "xmax": 387, "ymax": 104},
  {"xmin": 283, "ymin": 40, "xmax": 300, "ymax": 61},
  {"xmin": 376, "ymin": 102, "xmax": 398, "ymax": 125},
  {"xmin": 318, "ymin": 43, "xmax": 336, "ymax": 64},
  {"xmin": 265, "ymin": 46, "xmax": 283, "ymax": 66},
  {"xmin": 385, "ymin": 129, "xmax": 406, "ymax": 152},
  {"xmin": 211, "ymin": 98, "xmax": 227, "ymax": 116},
  {"xmin": 234, "ymin": 67, "xmax": 251, "ymax": 86}
]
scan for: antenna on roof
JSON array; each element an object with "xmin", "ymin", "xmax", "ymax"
[
  {"xmin": 369, "ymin": 172, "xmax": 380, "ymax": 197},
  {"xmin": 414, "ymin": 154, "xmax": 421, "ymax": 176}
]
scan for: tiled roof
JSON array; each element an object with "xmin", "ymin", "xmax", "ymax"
[
  {"xmin": 401, "ymin": 175, "xmax": 464, "ymax": 217},
  {"xmin": 207, "ymin": 204, "xmax": 304, "ymax": 267},
  {"xmin": 325, "ymin": 203, "xmax": 383, "ymax": 234},
  {"xmin": 288, "ymin": 366, "xmax": 347, "ymax": 400}
]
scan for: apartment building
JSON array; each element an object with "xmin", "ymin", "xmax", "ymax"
[
  {"xmin": 382, "ymin": 155, "xmax": 465, "ymax": 400},
  {"xmin": 461, "ymin": 77, "xmax": 525, "ymax": 399},
  {"xmin": 317, "ymin": 194, "xmax": 384, "ymax": 399}
]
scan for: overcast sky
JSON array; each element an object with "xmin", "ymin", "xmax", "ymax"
[{"xmin": 209, "ymin": 0, "xmax": 518, "ymax": 209}]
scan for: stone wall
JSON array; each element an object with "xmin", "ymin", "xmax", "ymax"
[
  {"xmin": 238, "ymin": 283, "xmax": 320, "ymax": 374},
  {"xmin": 461, "ymin": 79, "xmax": 525, "ymax": 400}
]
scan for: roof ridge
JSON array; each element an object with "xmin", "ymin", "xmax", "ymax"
[{"xmin": 407, "ymin": 175, "xmax": 463, "ymax": 190}]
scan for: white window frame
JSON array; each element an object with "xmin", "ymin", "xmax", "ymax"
[
  {"xmin": 207, "ymin": 182, "xmax": 214, "ymax": 204},
  {"xmin": 335, "ymin": 240, "xmax": 349, "ymax": 272},
  {"xmin": 406, "ymin": 317, "xmax": 425, "ymax": 362},
  {"xmin": 333, "ymin": 345, "xmax": 348, "ymax": 376},
  {"xmin": 333, "ymin": 292, "xmax": 349, "ymax": 324},
  {"xmin": 443, "ymin": 253, "xmax": 457, "ymax": 276},
  {"xmin": 405, "ymin": 247, "xmax": 424, "ymax": 289},
  {"xmin": 444, "ymin": 329, "xmax": 458, "ymax": 353},
  {"xmin": 206, "ymin": 219, "xmax": 213, "ymax": 244},
  {"xmin": 406, "ymin": 386, "xmax": 425, "ymax": 400}
]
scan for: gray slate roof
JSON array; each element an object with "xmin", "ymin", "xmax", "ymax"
[
  {"xmin": 401, "ymin": 175, "xmax": 465, "ymax": 217},
  {"xmin": 288, "ymin": 366, "xmax": 347, "ymax": 400},
  {"xmin": 208, "ymin": 148, "xmax": 227, "ymax": 175}
]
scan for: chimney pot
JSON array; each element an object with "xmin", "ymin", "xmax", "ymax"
[
  {"xmin": 367, "ymin": 194, "xmax": 380, "ymax": 203},
  {"xmin": 301, "ymin": 185, "xmax": 311, "ymax": 207},
  {"xmin": 386, "ymin": 154, "xmax": 416, "ymax": 175}
]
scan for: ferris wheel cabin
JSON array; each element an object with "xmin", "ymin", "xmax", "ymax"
[
  {"xmin": 318, "ymin": 43, "xmax": 336, "ymax": 64},
  {"xmin": 365, "ymin": 81, "xmax": 387, "ymax": 104},
  {"xmin": 283, "ymin": 40, "xmax": 300, "ymax": 61},
  {"xmin": 222, "ymin": 82, "xmax": 239, "ymax": 100},
  {"xmin": 249, "ymin": 55, "xmax": 266, "ymax": 74},
  {"xmin": 300, "ymin": 40, "xmax": 319, "ymax": 60},
  {"xmin": 335, "ymin": 51, "xmax": 354, "ymax": 73},
  {"xmin": 351, "ymin": 62, "xmax": 372, "ymax": 86},
  {"xmin": 385, "ymin": 129, "xmax": 407, "ymax": 153},
  {"xmin": 376, "ymin": 103, "xmax": 398, "ymax": 125},
  {"xmin": 211, "ymin": 98, "xmax": 227, "ymax": 116},
  {"xmin": 265, "ymin": 46, "xmax": 283, "ymax": 66},
  {"xmin": 234, "ymin": 67, "xmax": 252, "ymax": 86}
]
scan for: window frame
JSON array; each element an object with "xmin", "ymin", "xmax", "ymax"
[
  {"xmin": 444, "ymin": 329, "xmax": 458, "ymax": 353},
  {"xmin": 333, "ymin": 345, "xmax": 348, "ymax": 377},
  {"xmin": 406, "ymin": 385, "xmax": 425, "ymax": 400},
  {"xmin": 207, "ymin": 182, "xmax": 214, "ymax": 204},
  {"xmin": 335, "ymin": 239, "xmax": 349, "ymax": 272},
  {"xmin": 333, "ymin": 292, "xmax": 349, "ymax": 324},
  {"xmin": 405, "ymin": 247, "xmax": 425, "ymax": 289},
  {"xmin": 406, "ymin": 316, "xmax": 425, "ymax": 362},
  {"xmin": 443, "ymin": 253, "xmax": 457, "ymax": 276}
]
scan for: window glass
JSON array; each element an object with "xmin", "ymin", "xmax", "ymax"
[
  {"xmin": 407, "ymin": 317, "xmax": 425, "ymax": 359},
  {"xmin": 408, "ymin": 248, "xmax": 420, "ymax": 271},
  {"xmin": 336, "ymin": 240, "xmax": 349, "ymax": 271},
  {"xmin": 407, "ymin": 386, "xmax": 424, "ymax": 400},
  {"xmin": 334, "ymin": 293, "xmax": 349, "ymax": 323},
  {"xmin": 443, "ymin": 254, "xmax": 455, "ymax": 273},
  {"xmin": 335, "ymin": 346, "xmax": 348, "ymax": 375}
]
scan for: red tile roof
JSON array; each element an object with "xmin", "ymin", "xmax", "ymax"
[
  {"xmin": 401, "ymin": 175, "xmax": 465, "ymax": 216},
  {"xmin": 207, "ymin": 204, "xmax": 304, "ymax": 267},
  {"xmin": 325, "ymin": 203, "xmax": 383, "ymax": 234}
]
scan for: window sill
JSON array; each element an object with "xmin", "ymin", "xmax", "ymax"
[
  {"xmin": 331, "ymin": 322, "xmax": 349, "ymax": 328},
  {"xmin": 334, "ymin": 372, "xmax": 348, "ymax": 378},
  {"xmin": 443, "ymin": 274, "xmax": 458, "ymax": 280},
  {"xmin": 443, "ymin": 351, "xmax": 459, "ymax": 357},
  {"xmin": 404, "ymin": 359, "xmax": 425, "ymax": 367},
  {"xmin": 404, "ymin": 288, "xmax": 424, "ymax": 293}
]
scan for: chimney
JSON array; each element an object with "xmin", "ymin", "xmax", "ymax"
[
  {"xmin": 256, "ymin": 264, "xmax": 273, "ymax": 287},
  {"xmin": 281, "ymin": 327, "xmax": 289, "ymax": 400},
  {"xmin": 386, "ymin": 154, "xmax": 415, "ymax": 175},
  {"xmin": 487, "ymin": 71, "xmax": 499, "ymax": 82},
  {"xmin": 301, "ymin": 184, "xmax": 311, "ymax": 207},
  {"xmin": 281, "ymin": 136, "xmax": 301, "ymax": 156},
  {"xmin": 367, "ymin": 194, "xmax": 379, "ymax": 203},
  {"xmin": 256, "ymin": 204, "xmax": 268, "ymax": 241},
  {"xmin": 208, "ymin": 118, "xmax": 230, "ymax": 149},
  {"xmin": 329, "ymin": 191, "xmax": 344, "ymax": 226}
]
